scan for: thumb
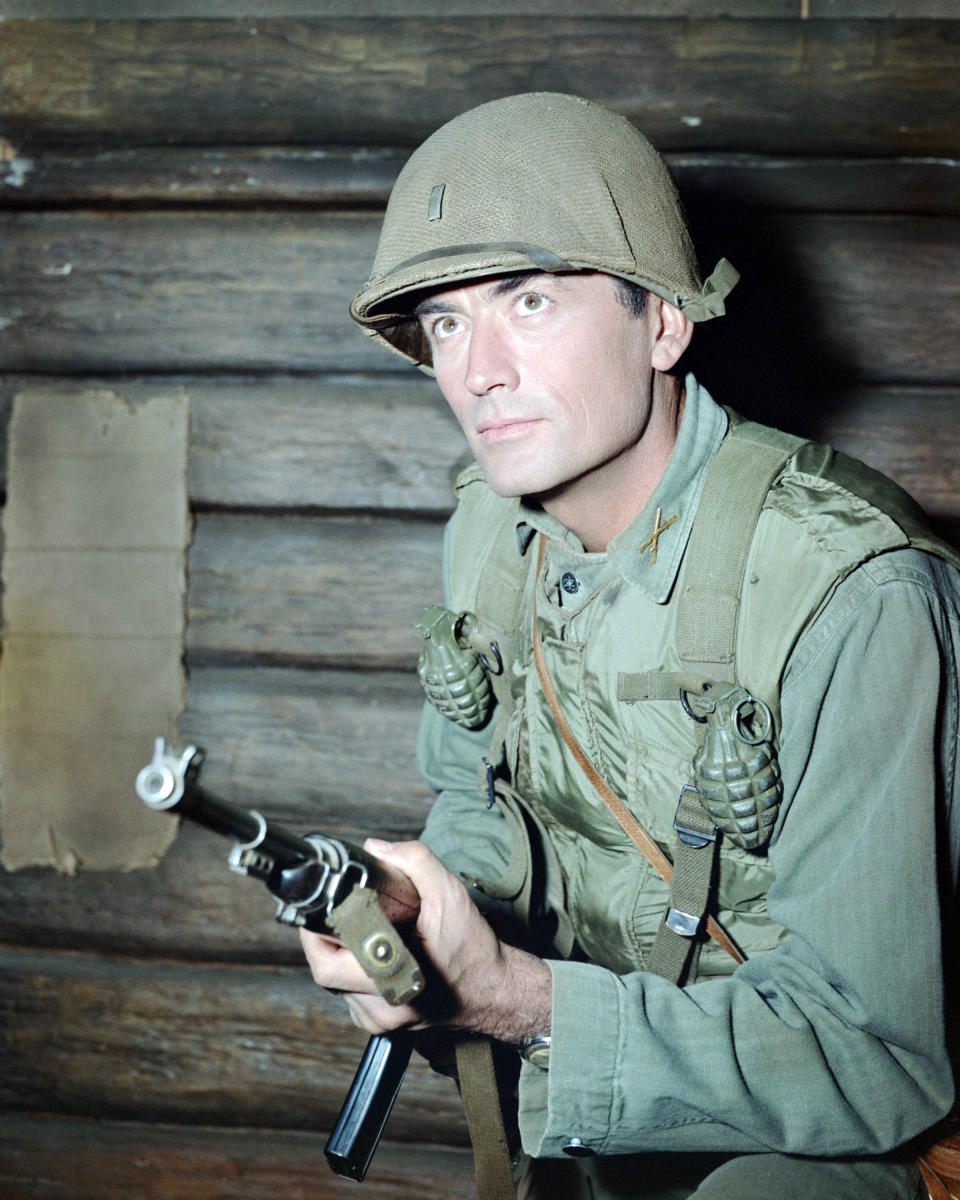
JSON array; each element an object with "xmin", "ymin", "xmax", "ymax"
[{"xmin": 364, "ymin": 838, "xmax": 453, "ymax": 900}]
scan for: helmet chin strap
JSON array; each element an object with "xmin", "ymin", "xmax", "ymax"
[{"xmin": 681, "ymin": 258, "xmax": 741, "ymax": 322}]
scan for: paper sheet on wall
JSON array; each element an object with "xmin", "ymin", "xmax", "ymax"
[{"xmin": 0, "ymin": 388, "xmax": 189, "ymax": 873}]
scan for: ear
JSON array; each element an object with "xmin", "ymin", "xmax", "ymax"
[{"xmin": 650, "ymin": 298, "xmax": 694, "ymax": 371}]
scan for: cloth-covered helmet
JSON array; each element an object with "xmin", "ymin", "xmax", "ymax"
[{"xmin": 350, "ymin": 92, "xmax": 738, "ymax": 368}]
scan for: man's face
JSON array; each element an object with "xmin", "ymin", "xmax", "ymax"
[{"xmin": 417, "ymin": 271, "xmax": 660, "ymax": 504}]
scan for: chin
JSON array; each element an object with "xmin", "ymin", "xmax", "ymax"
[
  {"xmin": 479, "ymin": 474, "xmax": 526, "ymax": 500},
  {"xmin": 471, "ymin": 439, "xmax": 576, "ymax": 499},
  {"xmin": 477, "ymin": 466, "xmax": 552, "ymax": 500}
]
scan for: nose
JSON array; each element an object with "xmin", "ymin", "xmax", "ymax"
[{"xmin": 463, "ymin": 316, "xmax": 519, "ymax": 396}]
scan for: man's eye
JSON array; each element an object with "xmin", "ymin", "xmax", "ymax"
[
  {"xmin": 434, "ymin": 316, "xmax": 460, "ymax": 338},
  {"xmin": 519, "ymin": 292, "xmax": 545, "ymax": 313}
]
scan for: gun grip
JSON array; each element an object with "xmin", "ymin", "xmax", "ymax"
[{"xmin": 324, "ymin": 1033, "xmax": 412, "ymax": 1181}]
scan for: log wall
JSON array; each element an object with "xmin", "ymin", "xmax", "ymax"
[{"xmin": 1, "ymin": 6, "xmax": 958, "ymax": 1197}]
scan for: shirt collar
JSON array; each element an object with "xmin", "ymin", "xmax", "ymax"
[{"xmin": 514, "ymin": 374, "xmax": 728, "ymax": 604}]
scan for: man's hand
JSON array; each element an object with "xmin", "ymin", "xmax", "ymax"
[{"xmin": 299, "ymin": 838, "xmax": 552, "ymax": 1044}]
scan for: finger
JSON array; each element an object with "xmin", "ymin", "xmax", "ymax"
[
  {"xmin": 365, "ymin": 838, "xmax": 462, "ymax": 910},
  {"xmin": 343, "ymin": 992, "xmax": 421, "ymax": 1036},
  {"xmin": 298, "ymin": 928, "xmax": 380, "ymax": 995}
]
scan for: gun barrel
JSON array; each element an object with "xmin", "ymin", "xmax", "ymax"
[
  {"xmin": 137, "ymin": 754, "xmax": 314, "ymax": 867},
  {"xmin": 173, "ymin": 784, "xmax": 316, "ymax": 868}
]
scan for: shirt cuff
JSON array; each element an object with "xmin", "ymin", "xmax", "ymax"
[{"xmin": 518, "ymin": 959, "xmax": 622, "ymax": 1157}]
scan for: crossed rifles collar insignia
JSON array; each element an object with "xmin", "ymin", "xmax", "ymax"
[{"xmin": 638, "ymin": 507, "xmax": 678, "ymax": 565}]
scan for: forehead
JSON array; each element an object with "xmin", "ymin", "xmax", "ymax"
[{"xmin": 413, "ymin": 270, "xmax": 615, "ymax": 317}]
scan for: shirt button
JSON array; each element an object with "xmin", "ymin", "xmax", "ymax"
[
  {"xmin": 562, "ymin": 1138, "xmax": 595, "ymax": 1157},
  {"xmin": 560, "ymin": 571, "xmax": 580, "ymax": 594}
]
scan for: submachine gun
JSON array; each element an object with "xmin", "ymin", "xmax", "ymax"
[{"xmin": 135, "ymin": 738, "xmax": 421, "ymax": 1182}]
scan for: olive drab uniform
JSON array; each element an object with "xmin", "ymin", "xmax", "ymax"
[
  {"xmin": 431, "ymin": 393, "xmax": 958, "ymax": 977},
  {"xmin": 416, "ymin": 379, "xmax": 960, "ymax": 1199}
]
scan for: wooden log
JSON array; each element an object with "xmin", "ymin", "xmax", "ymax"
[
  {"xmin": 185, "ymin": 512, "xmax": 443, "ymax": 668},
  {"xmin": 1, "ymin": 376, "xmax": 959, "ymax": 520},
  {"xmin": 1, "ymin": 211, "xmax": 958, "ymax": 382},
  {"xmin": 1, "ymin": 19, "xmax": 958, "ymax": 155},
  {"xmin": 185, "ymin": 374, "xmax": 467, "ymax": 513},
  {"xmin": 183, "ymin": 402, "xmax": 960, "ymax": 663},
  {"xmin": 0, "ymin": 812, "xmax": 443, "ymax": 965},
  {"xmin": 685, "ymin": 213, "xmax": 960, "ymax": 403},
  {"xmin": 813, "ymin": 389, "xmax": 960, "ymax": 521},
  {"xmin": 809, "ymin": 0, "xmax": 958, "ymax": 13},
  {"xmin": 0, "ymin": 820, "xmax": 311, "ymax": 963},
  {"xmin": 0, "ymin": 374, "xmax": 467, "ymax": 513},
  {"xmin": 178, "ymin": 666, "xmax": 431, "ymax": 828},
  {"xmin": 0, "ymin": 1112, "xmax": 477, "ymax": 1200},
  {"xmin": 3, "ymin": 145, "xmax": 958, "ymax": 217},
  {"xmin": 765, "ymin": 214, "xmax": 960, "ymax": 386},
  {"xmin": 0, "ymin": 145, "xmax": 409, "ymax": 208},
  {"xmin": 182, "ymin": 380, "xmax": 960, "ymax": 522},
  {"xmin": 1, "ymin": 1, "xmax": 957, "ymax": 21},
  {"xmin": 672, "ymin": 155, "xmax": 960, "ymax": 220},
  {"xmin": 0, "ymin": 945, "xmax": 470, "ymax": 1144},
  {"xmin": 0, "ymin": 210, "xmax": 380, "ymax": 373}
]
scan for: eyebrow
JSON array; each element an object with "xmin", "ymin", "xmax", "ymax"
[
  {"xmin": 413, "ymin": 271, "xmax": 553, "ymax": 321},
  {"xmin": 414, "ymin": 296, "xmax": 455, "ymax": 320}
]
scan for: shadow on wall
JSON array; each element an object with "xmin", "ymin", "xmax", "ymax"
[{"xmin": 682, "ymin": 186, "xmax": 853, "ymax": 439}]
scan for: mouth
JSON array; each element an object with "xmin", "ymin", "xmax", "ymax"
[{"xmin": 476, "ymin": 416, "xmax": 542, "ymax": 443}]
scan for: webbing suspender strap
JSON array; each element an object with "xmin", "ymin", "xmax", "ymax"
[
  {"xmin": 644, "ymin": 416, "xmax": 804, "ymax": 980},
  {"xmin": 644, "ymin": 784, "xmax": 721, "ymax": 984},
  {"xmin": 676, "ymin": 414, "xmax": 805, "ymax": 674},
  {"xmin": 456, "ymin": 1039, "xmax": 517, "ymax": 1200}
]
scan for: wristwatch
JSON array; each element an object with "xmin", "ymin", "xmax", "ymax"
[{"xmin": 519, "ymin": 1034, "xmax": 552, "ymax": 1069}]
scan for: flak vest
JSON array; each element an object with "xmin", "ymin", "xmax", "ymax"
[{"xmin": 442, "ymin": 411, "xmax": 960, "ymax": 981}]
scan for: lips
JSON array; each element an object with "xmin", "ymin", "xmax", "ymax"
[{"xmin": 476, "ymin": 415, "xmax": 542, "ymax": 441}]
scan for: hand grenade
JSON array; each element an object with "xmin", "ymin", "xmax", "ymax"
[
  {"xmin": 691, "ymin": 684, "xmax": 782, "ymax": 850},
  {"xmin": 415, "ymin": 605, "xmax": 501, "ymax": 729}
]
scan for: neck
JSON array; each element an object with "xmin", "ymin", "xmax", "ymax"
[{"xmin": 538, "ymin": 372, "xmax": 685, "ymax": 552}]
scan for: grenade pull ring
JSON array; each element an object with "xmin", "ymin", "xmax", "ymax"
[
  {"xmin": 732, "ymin": 696, "xmax": 773, "ymax": 746},
  {"xmin": 455, "ymin": 611, "xmax": 503, "ymax": 675},
  {"xmin": 679, "ymin": 681, "xmax": 713, "ymax": 724}
]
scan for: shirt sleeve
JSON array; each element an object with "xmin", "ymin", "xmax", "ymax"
[
  {"xmin": 417, "ymin": 698, "xmax": 513, "ymax": 884},
  {"xmin": 520, "ymin": 548, "xmax": 959, "ymax": 1159}
]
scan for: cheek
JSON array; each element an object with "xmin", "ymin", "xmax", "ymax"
[
  {"xmin": 434, "ymin": 372, "xmax": 472, "ymax": 431},
  {"xmin": 569, "ymin": 381, "xmax": 650, "ymax": 461}
]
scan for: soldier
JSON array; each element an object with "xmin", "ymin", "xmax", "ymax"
[{"xmin": 300, "ymin": 93, "xmax": 959, "ymax": 1199}]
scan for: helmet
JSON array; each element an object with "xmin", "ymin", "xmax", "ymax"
[{"xmin": 350, "ymin": 92, "xmax": 738, "ymax": 368}]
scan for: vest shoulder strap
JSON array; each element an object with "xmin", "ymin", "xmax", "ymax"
[{"xmin": 675, "ymin": 411, "xmax": 805, "ymax": 681}]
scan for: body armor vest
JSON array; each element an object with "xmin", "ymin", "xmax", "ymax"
[{"xmin": 430, "ymin": 412, "xmax": 960, "ymax": 980}]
